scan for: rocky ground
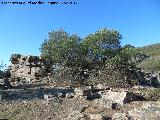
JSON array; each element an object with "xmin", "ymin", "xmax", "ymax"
[
  {"xmin": 0, "ymin": 54, "xmax": 160, "ymax": 120},
  {"xmin": 0, "ymin": 84, "xmax": 160, "ymax": 120}
]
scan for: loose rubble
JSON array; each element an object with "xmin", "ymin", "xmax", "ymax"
[{"xmin": 0, "ymin": 84, "xmax": 160, "ymax": 120}]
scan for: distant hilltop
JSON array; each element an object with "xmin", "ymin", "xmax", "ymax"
[{"xmin": 137, "ymin": 43, "xmax": 160, "ymax": 72}]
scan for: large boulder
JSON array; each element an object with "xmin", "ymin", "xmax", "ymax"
[
  {"xmin": 101, "ymin": 90, "xmax": 137, "ymax": 106},
  {"xmin": 94, "ymin": 98, "xmax": 119, "ymax": 109},
  {"xmin": 74, "ymin": 87, "xmax": 92, "ymax": 96}
]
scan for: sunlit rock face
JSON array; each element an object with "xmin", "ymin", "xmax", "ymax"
[
  {"xmin": 9, "ymin": 54, "xmax": 42, "ymax": 84},
  {"xmin": 101, "ymin": 90, "xmax": 138, "ymax": 106}
]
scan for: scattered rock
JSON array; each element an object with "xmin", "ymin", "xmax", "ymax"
[
  {"xmin": 112, "ymin": 113, "xmax": 128, "ymax": 120},
  {"xmin": 74, "ymin": 104, "xmax": 89, "ymax": 113},
  {"xmin": 64, "ymin": 110, "xmax": 88, "ymax": 120},
  {"xmin": 57, "ymin": 92, "xmax": 63, "ymax": 98},
  {"xmin": 96, "ymin": 83, "xmax": 110, "ymax": 90},
  {"xmin": 74, "ymin": 87, "xmax": 92, "ymax": 96},
  {"xmin": 112, "ymin": 101, "xmax": 160, "ymax": 120},
  {"xmin": 66, "ymin": 92, "xmax": 74, "ymax": 98},
  {"xmin": 127, "ymin": 102, "xmax": 160, "ymax": 120},
  {"xmin": 89, "ymin": 114, "xmax": 107, "ymax": 120},
  {"xmin": 44, "ymin": 94, "xmax": 58, "ymax": 105}
]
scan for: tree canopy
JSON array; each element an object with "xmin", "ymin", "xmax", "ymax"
[
  {"xmin": 40, "ymin": 29, "xmax": 83, "ymax": 67},
  {"xmin": 40, "ymin": 28, "xmax": 143, "ymax": 86},
  {"xmin": 83, "ymin": 28, "xmax": 122, "ymax": 62}
]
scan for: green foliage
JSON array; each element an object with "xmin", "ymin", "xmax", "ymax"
[
  {"xmin": 137, "ymin": 43, "xmax": 160, "ymax": 72},
  {"xmin": 137, "ymin": 56, "xmax": 160, "ymax": 72},
  {"xmin": 40, "ymin": 28, "xmax": 123, "ymax": 70},
  {"xmin": 109, "ymin": 44, "xmax": 140, "ymax": 72},
  {"xmin": 138, "ymin": 43, "xmax": 160, "ymax": 57},
  {"xmin": 99, "ymin": 44, "xmax": 145, "ymax": 87},
  {"xmin": 40, "ymin": 28, "xmax": 143, "ymax": 86},
  {"xmin": 83, "ymin": 28, "xmax": 122, "ymax": 61},
  {"xmin": 40, "ymin": 29, "xmax": 84, "ymax": 68}
]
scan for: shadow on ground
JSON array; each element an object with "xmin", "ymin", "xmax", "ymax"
[{"xmin": 0, "ymin": 84, "xmax": 74, "ymax": 101}]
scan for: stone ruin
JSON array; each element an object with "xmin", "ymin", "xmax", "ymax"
[
  {"xmin": 0, "ymin": 54, "xmax": 52, "ymax": 87},
  {"xmin": 74, "ymin": 85, "xmax": 139, "ymax": 107}
]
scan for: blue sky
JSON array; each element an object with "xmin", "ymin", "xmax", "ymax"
[{"xmin": 0, "ymin": 0, "xmax": 160, "ymax": 66}]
